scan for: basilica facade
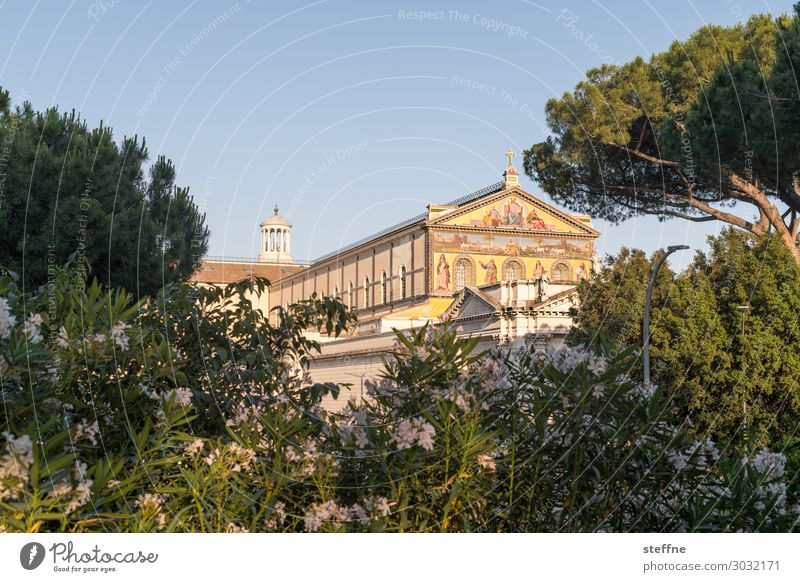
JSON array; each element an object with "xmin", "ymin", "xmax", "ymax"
[{"xmin": 192, "ymin": 151, "xmax": 600, "ymax": 407}]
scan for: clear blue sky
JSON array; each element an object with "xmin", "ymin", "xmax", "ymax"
[{"xmin": 0, "ymin": 0, "xmax": 791, "ymax": 270}]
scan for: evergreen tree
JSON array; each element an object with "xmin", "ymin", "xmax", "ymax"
[
  {"xmin": 525, "ymin": 7, "xmax": 800, "ymax": 264},
  {"xmin": 0, "ymin": 90, "xmax": 208, "ymax": 297},
  {"xmin": 570, "ymin": 229, "xmax": 800, "ymax": 446}
]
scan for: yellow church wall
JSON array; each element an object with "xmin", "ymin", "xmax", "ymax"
[
  {"xmin": 429, "ymin": 229, "xmax": 593, "ymax": 294},
  {"xmin": 430, "ymin": 251, "xmax": 590, "ymax": 292}
]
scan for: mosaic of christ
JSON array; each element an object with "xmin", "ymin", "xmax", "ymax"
[{"xmin": 473, "ymin": 197, "xmax": 552, "ymax": 230}]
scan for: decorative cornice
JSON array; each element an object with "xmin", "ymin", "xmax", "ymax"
[{"xmin": 429, "ymin": 224, "xmax": 598, "ymax": 241}]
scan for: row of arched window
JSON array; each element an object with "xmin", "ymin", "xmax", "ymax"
[
  {"xmin": 330, "ymin": 260, "xmax": 573, "ymax": 306},
  {"xmin": 451, "ymin": 258, "xmax": 572, "ymax": 292},
  {"xmin": 332, "ymin": 265, "xmax": 408, "ymax": 309}
]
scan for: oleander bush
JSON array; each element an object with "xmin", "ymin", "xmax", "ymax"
[{"xmin": 0, "ymin": 270, "xmax": 798, "ymax": 532}]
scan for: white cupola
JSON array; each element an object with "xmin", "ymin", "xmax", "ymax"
[{"xmin": 259, "ymin": 205, "xmax": 294, "ymax": 264}]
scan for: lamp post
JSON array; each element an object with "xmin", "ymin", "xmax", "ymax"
[
  {"xmin": 736, "ymin": 304, "xmax": 750, "ymax": 335},
  {"xmin": 736, "ymin": 304, "xmax": 750, "ymax": 428},
  {"xmin": 642, "ymin": 245, "xmax": 690, "ymax": 387}
]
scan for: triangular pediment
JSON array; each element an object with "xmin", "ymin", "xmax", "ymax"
[
  {"xmin": 428, "ymin": 186, "xmax": 599, "ymax": 236},
  {"xmin": 441, "ymin": 286, "xmax": 502, "ymax": 322},
  {"xmin": 534, "ymin": 288, "xmax": 579, "ymax": 314}
]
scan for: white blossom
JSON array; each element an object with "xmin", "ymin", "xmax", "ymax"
[
  {"xmin": 165, "ymin": 387, "xmax": 193, "ymax": 408},
  {"xmin": 266, "ymin": 500, "xmax": 287, "ymax": 529},
  {"xmin": 63, "ymin": 480, "xmax": 93, "ymax": 513},
  {"xmin": 586, "ymin": 356, "xmax": 607, "ymax": 375},
  {"xmin": 752, "ymin": 449, "xmax": 786, "ymax": 479},
  {"xmin": 666, "ymin": 450, "xmax": 688, "ymax": 471},
  {"xmin": 303, "ymin": 500, "xmax": 346, "ymax": 532},
  {"xmin": 391, "ymin": 417, "xmax": 436, "ymax": 451},
  {"xmin": 205, "ymin": 443, "xmax": 256, "ymax": 473},
  {"xmin": 136, "ymin": 493, "xmax": 164, "ymax": 516},
  {"xmin": 0, "ymin": 297, "xmax": 16, "ymax": 339},
  {"xmin": 56, "ymin": 326, "xmax": 70, "ymax": 349},
  {"xmin": 23, "ymin": 313, "xmax": 44, "ymax": 343},
  {"xmin": 74, "ymin": 420, "xmax": 101, "ymax": 445},
  {"xmin": 477, "ymin": 453, "xmax": 496, "ymax": 472},
  {"xmin": 111, "ymin": 321, "xmax": 129, "ymax": 351},
  {"xmin": 0, "ymin": 432, "xmax": 34, "ymax": 500},
  {"xmin": 364, "ymin": 495, "xmax": 392, "ymax": 517},
  {"xmin": 184, "ymin": 439, "xmax": 204, "ymax": 457}
]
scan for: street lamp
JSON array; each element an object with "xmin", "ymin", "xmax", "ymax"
[
  {"xmin": 735, "ymin": 304, "xmax": 750, "ymax": 428},
  {"xmin": 736, "ymin": 304, "xmax": 750, "ymax": 335},
  {"xmin": 642, "ymin": 245, "xmax": 690, "ymax": 387}
]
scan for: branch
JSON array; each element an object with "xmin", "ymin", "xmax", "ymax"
[
  {"xmin": 660, "ymin": 211, "xmax": 717, "ymax": 222},
  {"xmin": 583, "ymin": 181, "xmax": 767, "ymax": 234},
  {"xmin": 728, "ymin": 173, "xmax": 789, "ymax": 234},
  {"xmin": 604, "ymin": 141, "xmax": 682, "ymax": 167}
]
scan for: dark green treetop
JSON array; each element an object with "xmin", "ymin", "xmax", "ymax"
[
  {"xmin": 525, "ymin": 8, "xmax": 800, "ymax": 264},
  {"xmin": 0, "ymin": 90, "xmax": 209, "ymax": 297}
]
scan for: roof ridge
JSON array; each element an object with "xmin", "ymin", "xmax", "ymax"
[{"xmin": 312, "ymin": 181, "xmax": 504, "ymax": 263}]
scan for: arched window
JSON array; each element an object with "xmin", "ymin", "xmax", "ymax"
[
  {"xmin": 551, "ymin": 262, "xmax": 570, "ymax": 282},
  {"xmin": 363, "ymin": 276, "xmax": 370, "ymax": 308},
  {"xmin": 380, "ymin": 271, "xmax": 388, "ymax": 304},
  {"xmin": 454, "ymin": 258, "xmax": 473, "ymax": 291},
  {"xmin": 348, "ymin": 281, "xmax": 354, "ymax": 308},
  {"xmin": 505, "ymin": 260, "xmax": 523, "ymax": 282},
  {"xmin": 400, "ymin": 265, "xmax": 407, "ymax": 299}
]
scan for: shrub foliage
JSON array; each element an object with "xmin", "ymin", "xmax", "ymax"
[{"xmin": 0, "ymin": 271, "xmax": 797, "ymax": 532}]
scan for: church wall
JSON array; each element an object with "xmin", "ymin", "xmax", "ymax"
[
  {"xmin": 268, "ymin": 225, "xmax": 428, "ymax": 319},
  {"xmin": 341, "ymin": 258, "xmax": 358, "ymax": 306},
  {"xmin": 373, "ymin": 241, "xmax": 391, "ymax": 304},
  {"xmin": 429, "ymin": 229, "xmax": 593, "ymax": 295},
  {"xmin": 314, "ymin": 269, "xmax": 326, "ymax": 296},
  {"xmin": 413, "ymin": 232, "xmax": 427, "ymax": 297},
  {"xmin": 356, "ymin": 253, "xmax": 374, "ymax": 307},
  {"xmin": 291, "ymin": 277, "xmax": 303, "ymax": 305},
  {"xmin": 389, "ymin": 237, "xmax": 409, "ymax": 302}
]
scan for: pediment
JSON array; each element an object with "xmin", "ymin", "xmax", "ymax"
[
  {"xmin": 534, "ymin": 288, "xmax": 579, "ymax": 314},
  {"xmin": 427, "ymin": 186, "xmax": 599, "ymax": 237},
  {"xmin": 441, "ymin": 286, "xmax": 502, "ymax": 322}
]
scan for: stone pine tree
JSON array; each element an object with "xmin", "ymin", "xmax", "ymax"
[
  {"xmin": 570, "ymin": 229, "xmax": 800, "ymax": 447},
  {"xmin": 524, "ymin": 7, "xmax": 800, "ymax": 264},
  {"xmin": 0, "ymin": 89, "xmax": 209, "ymax": 298}
]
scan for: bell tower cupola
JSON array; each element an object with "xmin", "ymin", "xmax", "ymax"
[{"xmin": 259, "ymin": 205, "xmax": 294, "ymax": 264}]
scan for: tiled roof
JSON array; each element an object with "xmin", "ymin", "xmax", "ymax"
[
  {"xmin": 192, "ymin": 181, "xmax": 506, "ymax": 285},
  {"xmin": 190, "ymin": 260, "xmax": 305, "ymax": 285},
  {"xmin": 312, "ymin": 181, "xmax": 505, "ymax": 263}
]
